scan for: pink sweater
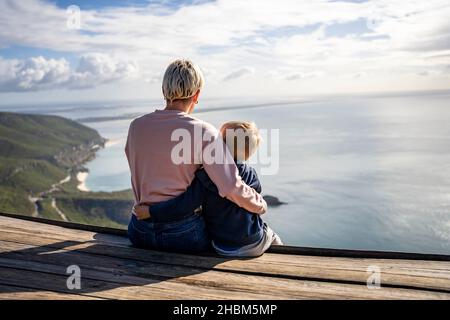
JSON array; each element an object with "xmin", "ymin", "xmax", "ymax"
[{"xmin": 125, "ymin": 109, "xmax": 267, "ymax": 214}]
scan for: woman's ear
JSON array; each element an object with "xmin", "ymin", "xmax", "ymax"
[{"xmin": 193, "ymin": 89, "xmax": 201, "ymax": 103}]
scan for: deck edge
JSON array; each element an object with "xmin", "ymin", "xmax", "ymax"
[{"xmin": 1, "ymin": 211, "xmax": 449, "ymax": 261}]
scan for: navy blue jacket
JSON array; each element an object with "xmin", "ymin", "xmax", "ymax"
[{"xmin": 149, "ymin": 163, "xmax": 264, "ymax": 247}]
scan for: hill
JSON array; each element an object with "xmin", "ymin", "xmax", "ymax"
[{"xmin": 0, "ymin": 112, "xmax": 133, "ymax": 228}]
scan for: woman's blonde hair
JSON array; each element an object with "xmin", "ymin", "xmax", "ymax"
[
  {"xmin": 220, "ymin": 121, "xmax": 261, "ymax": 162},
  {"xmin": 162, "ymin": 59, "xmax": 205, "ymax": 103}
]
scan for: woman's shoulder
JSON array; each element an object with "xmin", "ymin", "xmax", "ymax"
[{"xmin": 185, "ymin": 114, "xmax": 219, "ymax": 135}]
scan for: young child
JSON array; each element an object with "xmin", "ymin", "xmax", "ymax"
[{"xmin": 134, "ymin": 121, "xmax": 282, "ymax": 257}]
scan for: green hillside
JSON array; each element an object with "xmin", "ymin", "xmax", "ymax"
[
  {"xmin": 0, "ymin": 112, "xmax": 133, "ymax": 228},
  {"xmin": 0, "ymin": 112, "xmax": 102, "ymax": 159}
]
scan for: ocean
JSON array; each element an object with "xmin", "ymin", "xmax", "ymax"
[{"xmin": 3, "ymin": 92, "xmax": 450, "ymax": 254}]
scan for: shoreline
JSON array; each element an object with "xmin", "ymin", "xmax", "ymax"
[
  {"xmin": 75, "ymin": 138, "xmax": 122, "ymax": 192},
  {"xmin": 75, "ymin": 138, "xmax": 112, "ymax": 192},
  {"xmin": 104, "ymin": 138, "xmax": 123, "ymax": 148},
  {"xmin": 77, "ymin": 172, "xmax": 90, "ymax": 192}
]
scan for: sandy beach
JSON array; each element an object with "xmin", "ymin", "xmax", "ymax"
[
  {"xmin": 105, "ymin": 138, "xmax": 123, "ymax": 148},
  {"xmin": 77, "ymin": 172, "xmax": 90, "ymax": 192}
]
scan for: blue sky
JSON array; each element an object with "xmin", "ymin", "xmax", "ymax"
[
  {"xmin": 51, "ymin": 0, "xmax": 212, "ymax": 10},
  {"xmin": 0, "ymin": 0, "xmax": 449, "ymax": 105}
]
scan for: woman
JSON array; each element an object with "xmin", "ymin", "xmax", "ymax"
[{"xmin": 125, "ymin": 59, "xmax": 267, "ymax": 253}]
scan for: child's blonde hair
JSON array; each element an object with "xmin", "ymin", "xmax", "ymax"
[{"xmin": 220, "ymin": 121, "xmax": 261, "ymax": 162}]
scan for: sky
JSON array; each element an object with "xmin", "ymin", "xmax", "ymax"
[{"xmin": 0, "ymin": 0, "xmax": 449, "ymax": 105}]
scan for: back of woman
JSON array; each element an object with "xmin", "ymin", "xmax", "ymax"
[{"xmin": 125, "ymin": 59, "xmax": 267, "ymax": 253}]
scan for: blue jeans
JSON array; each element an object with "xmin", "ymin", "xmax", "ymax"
[{"xmin": 127, "ymin": 213, "xmax": 211, "ymax": 253}]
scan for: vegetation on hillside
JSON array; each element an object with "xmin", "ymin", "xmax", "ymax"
[{"xmin": 0, "ymin": 112, "xmax": 133, "ymax": 228}]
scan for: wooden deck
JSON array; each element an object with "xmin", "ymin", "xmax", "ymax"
[{"xmin": 0, "ymin": 213, "xmax": 449, "ymax": 300}]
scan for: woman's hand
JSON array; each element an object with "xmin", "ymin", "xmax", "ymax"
[{"xmin": 133, "ymin": 204, "xmax": 151, "ymax": 220}]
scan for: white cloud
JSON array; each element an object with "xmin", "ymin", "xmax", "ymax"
[
  {"xmin": 69, "ymin": 53, "xmax": 138, "ymax": 89},
  {"xmin": 0, "ymin": 0, "xmax": 449, "ymax": 97},
  {"xmin": 284, "ymin": 71, "xmax": 325, "ymax": 81},
  {"xmin": 0, "ymin": 54, "xmax": 138, "ymax": 92},
  {"xmin": 0, "ymin": 56, "xmax": 70, "ymax": 92},
  {"xmin": 223, "ymin": 67, "xmax": 254, "ymax": 81}
]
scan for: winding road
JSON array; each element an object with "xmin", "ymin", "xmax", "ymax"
[{"xmin": 28, "ymin": 174, "xmax": 71, "ymax": 221}]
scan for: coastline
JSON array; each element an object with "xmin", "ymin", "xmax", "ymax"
[
  {"xmin": 75, "ymin": 138, "xmax": 123, "ymax": 192},
  {"xmin": 104, "ymin": 138, "xmax": 123, "ymax": 148},
  {"xmin": 75, "ymin": 137, "xmax": 113, "ymax": 192}
]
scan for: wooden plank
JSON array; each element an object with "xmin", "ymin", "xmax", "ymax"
[
  {"xmin": 1, "ymin": 228, "xmax": 449, "ymax": 293},
  {"xmin": 0, "ymin": 241, "xmax": 314, "ymax": 300},
  {"xmin": 0, "ymin": 219, "xmax": 129, "ymax": 247},
  {"xmin": 0, "ymin": 225, "xmax": 448, "ymax": 300},
  {"xmin": 0, "ymin": 212, "xmax": 127, "ymax": 237},
  {"xmin": 0, "ymin": 263, "xmax": 288, "ymax": 300},
  {"xmin": 2, "ymin": 225, "xmax": 450, "ymax": 292},
  {"xmin": 3, "ymin": 239, "xmax": 450, "ymax": 300},
  {"xmin": 0, "ymin": 284, "xmax": 102, "ymax": 300},
  {"xmin": 268, "ymin": 244, "xmax": 450, "ymax": 261},
  {"xmin": 1, "ymin": 252, "xmax": 449, "ymax": 300},
  {"xmin": 3, "ymin": 220, "xmax": 450, "ymax": 273},
  {"xmin": 2, "ymin": 213, "xmax": 450, "ymax": 261},
  {"xmin": 0, "ymin": 266, "xmax": 193, "ymax": 300},
  {"xmin": 3, "ymin": 215, "xmax": 450, "ymax": 272}
]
